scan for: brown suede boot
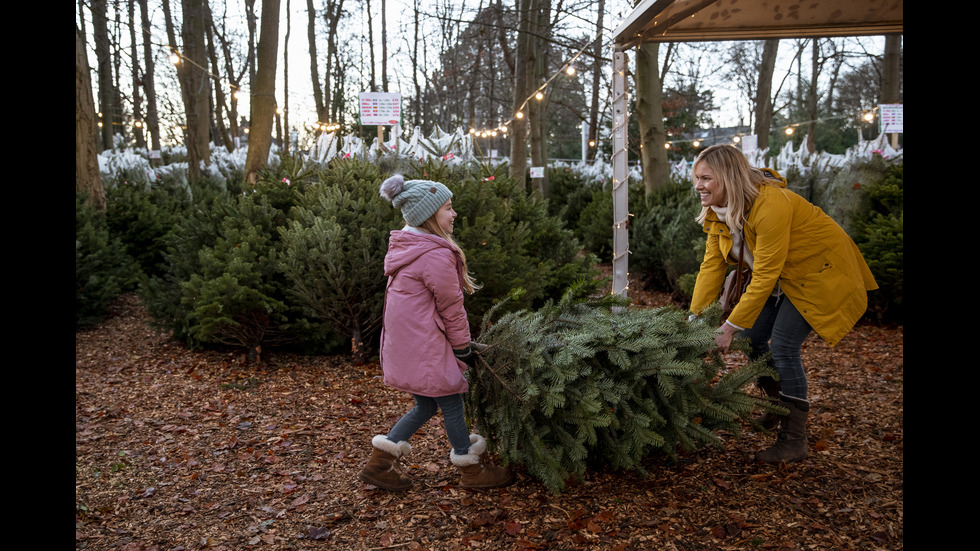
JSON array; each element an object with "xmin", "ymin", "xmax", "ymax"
[
  {"xmin": 358, "ymin": 435, "xmax": 413, "ymax": 491},
  {"xmin": 451, "ymin": 434, "xmax": 514, "ymax": 489},
  {"xmin": 754, "ymin": 377, "xmax": 783, "ymax": 430},
  {"xmin": 754, "ymin": 393, "xmax": 809, "ymax": 463}
]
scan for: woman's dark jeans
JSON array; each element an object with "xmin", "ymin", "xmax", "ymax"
[{"xmin": 741, "ymin": 295, "xmax": 812, "ymax": 400}]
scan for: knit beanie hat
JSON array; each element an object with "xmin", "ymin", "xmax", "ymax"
[{"xmin": 379, "ymin": 174, "xmax": 453, "ymax": 227}]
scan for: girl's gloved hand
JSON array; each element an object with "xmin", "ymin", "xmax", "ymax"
[{"xmin": 454, "ymin": 346, "xmax": 477, "ymax": 367}]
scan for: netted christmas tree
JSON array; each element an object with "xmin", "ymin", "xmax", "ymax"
[{"xmin": 465, "ymin": 285, "xmax": 777, "ymax": 493}]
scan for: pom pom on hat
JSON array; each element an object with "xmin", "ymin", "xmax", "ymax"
[
  {"xmin": 378, "ymin": 173, "xmax": 453, "ymax": 227},
  {"xmin": 379, "ymin": 174, "xmax": 405, "ymax": 203}
]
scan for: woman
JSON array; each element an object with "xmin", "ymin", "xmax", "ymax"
[
  {"xmin": 689, "ymin": 145, "xmax": 877, "ymax": 463},
  {"xmin": 357, "ymin": 174, "xmax": 513, "ymax": 491}
]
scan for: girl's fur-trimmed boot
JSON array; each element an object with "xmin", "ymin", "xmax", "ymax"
[
  {"xmin": 451, "ymin": 434, "xmax": 514, "ymax": 489},
  {"xmin": 358, "ymin": 435, "xmax": 413, "ymax": 491},
  {"xmin": 754, "ymin": 392, "xmax": 809, "ymax": 463}
]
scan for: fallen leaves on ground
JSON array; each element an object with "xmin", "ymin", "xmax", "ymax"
[{"xmin": 76, "ymin": 290, "xmax": 902, "ymax": 550}]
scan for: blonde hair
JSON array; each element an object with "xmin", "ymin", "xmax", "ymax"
[
  {"xmin": 419, "ymin": 217, "xmax": 481, "ymax": 294},
  {"xmin": 693, "ymin": 145, "xmax": 781, "ymax": 232}
]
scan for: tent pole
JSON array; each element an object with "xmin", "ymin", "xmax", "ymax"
[{"xmin": 611, "ymin": 48, "xmax": 630, "ymax": 298}]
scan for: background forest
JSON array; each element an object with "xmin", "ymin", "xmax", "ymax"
[{"xmin": 76, "ymin": 0, "xmax": 901, "ymax": 187}]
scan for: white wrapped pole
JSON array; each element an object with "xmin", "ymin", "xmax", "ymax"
[{"xmin": 611, "ymin": 49, "xmax": 630, "ymax": 298}]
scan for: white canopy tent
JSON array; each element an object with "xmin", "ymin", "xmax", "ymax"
[{"xmin": 607, "ymin": 0, "xmax": 904, "ymax": 297}]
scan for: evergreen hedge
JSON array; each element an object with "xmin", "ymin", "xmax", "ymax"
[
  {"xmin": 141, "ymin": 157, "xmax": 599, "ymax": 356},
  {"xmin": 629, "ymin": 178, "xmax": 706, "ymax": 302},
  {"xmin": 852, "ymin": 160, "xmax": 903, "ymax": 322},
  {"xmin": 76, "ymin": 194, "xmax": 139, "ymax": 328}
]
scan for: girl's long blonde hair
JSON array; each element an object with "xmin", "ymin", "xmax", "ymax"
[
  {"xmin": 693, "ymin": 144, "xmax": 782, "ymax": 232},
  {"xmin": 419, "ymin": 217, "xmax": 481, "ymax": 294}
]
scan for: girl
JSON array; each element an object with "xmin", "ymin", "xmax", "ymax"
[
  {"xmin": 358, "ymin": 174, "xmax": 513, "ymax": 491},
  {"xmin": 689, "ymin": 145, "xmax": 877, "ymax": 463}
]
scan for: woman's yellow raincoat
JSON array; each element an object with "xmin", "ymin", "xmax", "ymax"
[{"xmin": 690, "ymin": 173, "xmax": 878, "ymax": 346}]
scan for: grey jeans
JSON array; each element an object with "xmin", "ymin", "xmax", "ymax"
[{"xmin": 386, "ymin": 393, "xmax": 471, "ymax": 455}]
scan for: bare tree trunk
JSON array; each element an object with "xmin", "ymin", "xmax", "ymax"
[
  {"xmin": 753, "ymin": 39, "xmax": 778, "ymax": 151},
  {"xmin": 283, "ymin": 0, "xmax": 291, "ymax": 155},
  {"xmin": 127, "ymin": 0, "xmax": 146, "ymax": 150},
  {"xmin": 247, "ymin": 0, "xmax": 257, "ymax": 125},
  {"xmin": 244, "ymin": 0, "xmax": 282, "ymax": 184},
  {"xmin": 381, "ymin": 0, "xmax": 388, "ymax": 92},
  {"xmin": 635, "ymin": 41, "xmax": 669, "ymax": 196},
  {"xmin": 806, "ymin": 39, "xmax": 818, "ymax": 154},
  {"xmin": 365, "ymin": 0, "xmax": 377, "ymax": 91},
  {"xmin": 164, "ymin": 0, "xmax": 211, "ymax": 181},
  {"xmin": 508, "ymin": 0, "xmax": 530, "ymax": 189},
  {"xmin": 881, "ymin": 35, "xmax": 901, "ymax": 103},
  {"xmin": 323, "ymin": 1, "xmax": 345, "ymax": 125},
  {"xmin": 92, "ymin": 0, "xmax": 114, "ymax": 151},
  {"xmin": 881, "ymin": 34, "xmax": 902, "ymax": 148},
  {"xmin": 527, "ymin": 0, "xmax": 551, "ymax": 196},
  {"xmin": 205, "ymin": 3, "xmax": 235, "ymax": 153},
  {"xmin": 138, "ymin": 0, "xmax": 162, "ymax": 164},
  {"xmin": 410, "ymin": 0, "xmax": 421, "ymax": 128},
  {"xmin": 307, "ymin": 0, "xmax": 325, "ymax": 125},
  {"xmin": 183, "ymin": 0, "xmax": 211, "ymax": 178},
  {"xmin": 586, "ymin": 0, "xmax": 604, "ymax": 162},
  {"xmin": 77, "ymin": 24, "xmax": 106, "ymax": 210},
  {"xmin": 212, "ymin": 4, "xmax": 250, "ymax": 147},
  {"xmin": 113, "ymin": 6, "xmax": 126, "ymax": 146}
]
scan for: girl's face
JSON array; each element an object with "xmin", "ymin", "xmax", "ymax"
[
  {"xmin": 693, "ymin": 162, "xmax": 726, "ymax": 208},
  {"xmin": 434, "ymin": 198, "xmax": 457, "ymax": 234}
]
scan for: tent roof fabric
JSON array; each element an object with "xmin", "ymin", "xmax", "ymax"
[{"xmin": 613, "ymin": 0, "xmax": 903, "ymax": 49}]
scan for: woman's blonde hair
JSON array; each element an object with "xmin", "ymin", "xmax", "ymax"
[
  {"xmin": 419, "ymin": 217, "xmax": 481, "ymax": 294},
  {"xmin": 693, "ymin": 144, "xmax": 781, "ymax": 232}
]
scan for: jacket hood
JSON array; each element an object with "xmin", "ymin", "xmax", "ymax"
[
  {"xmin": 760, "ymin": 167, "xmax": 788, "ymax": 189},
  {"xmin": 384, "ymin": 230, "xmax": 456, "ymax": 276}
]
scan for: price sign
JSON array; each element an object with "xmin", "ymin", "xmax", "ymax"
[
  {"xmin": 359, "ymin": 92, "xmax": 402, "ymax": 126},
  {"xmin": 879, "ymin": 104, "xmax": 903, "ymax": 134}
]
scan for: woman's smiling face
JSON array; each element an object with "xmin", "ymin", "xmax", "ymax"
[{"xmin": 693, "ymin": 162, "xmax": 726, "ymax": 208}]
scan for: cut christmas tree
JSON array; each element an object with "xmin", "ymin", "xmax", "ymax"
[{"xmin": 465, "ymin": 285, "xmax": 778, "ymax": 493}]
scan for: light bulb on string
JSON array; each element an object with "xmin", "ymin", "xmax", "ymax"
[{"xmin": 535, "ymin": 91, "xmax": 544, "ymax": 100}]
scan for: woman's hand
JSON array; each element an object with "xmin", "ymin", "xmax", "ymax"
[{"xmin": 715, "ymin": 322, "xmax": 739, "ymax": 353}]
